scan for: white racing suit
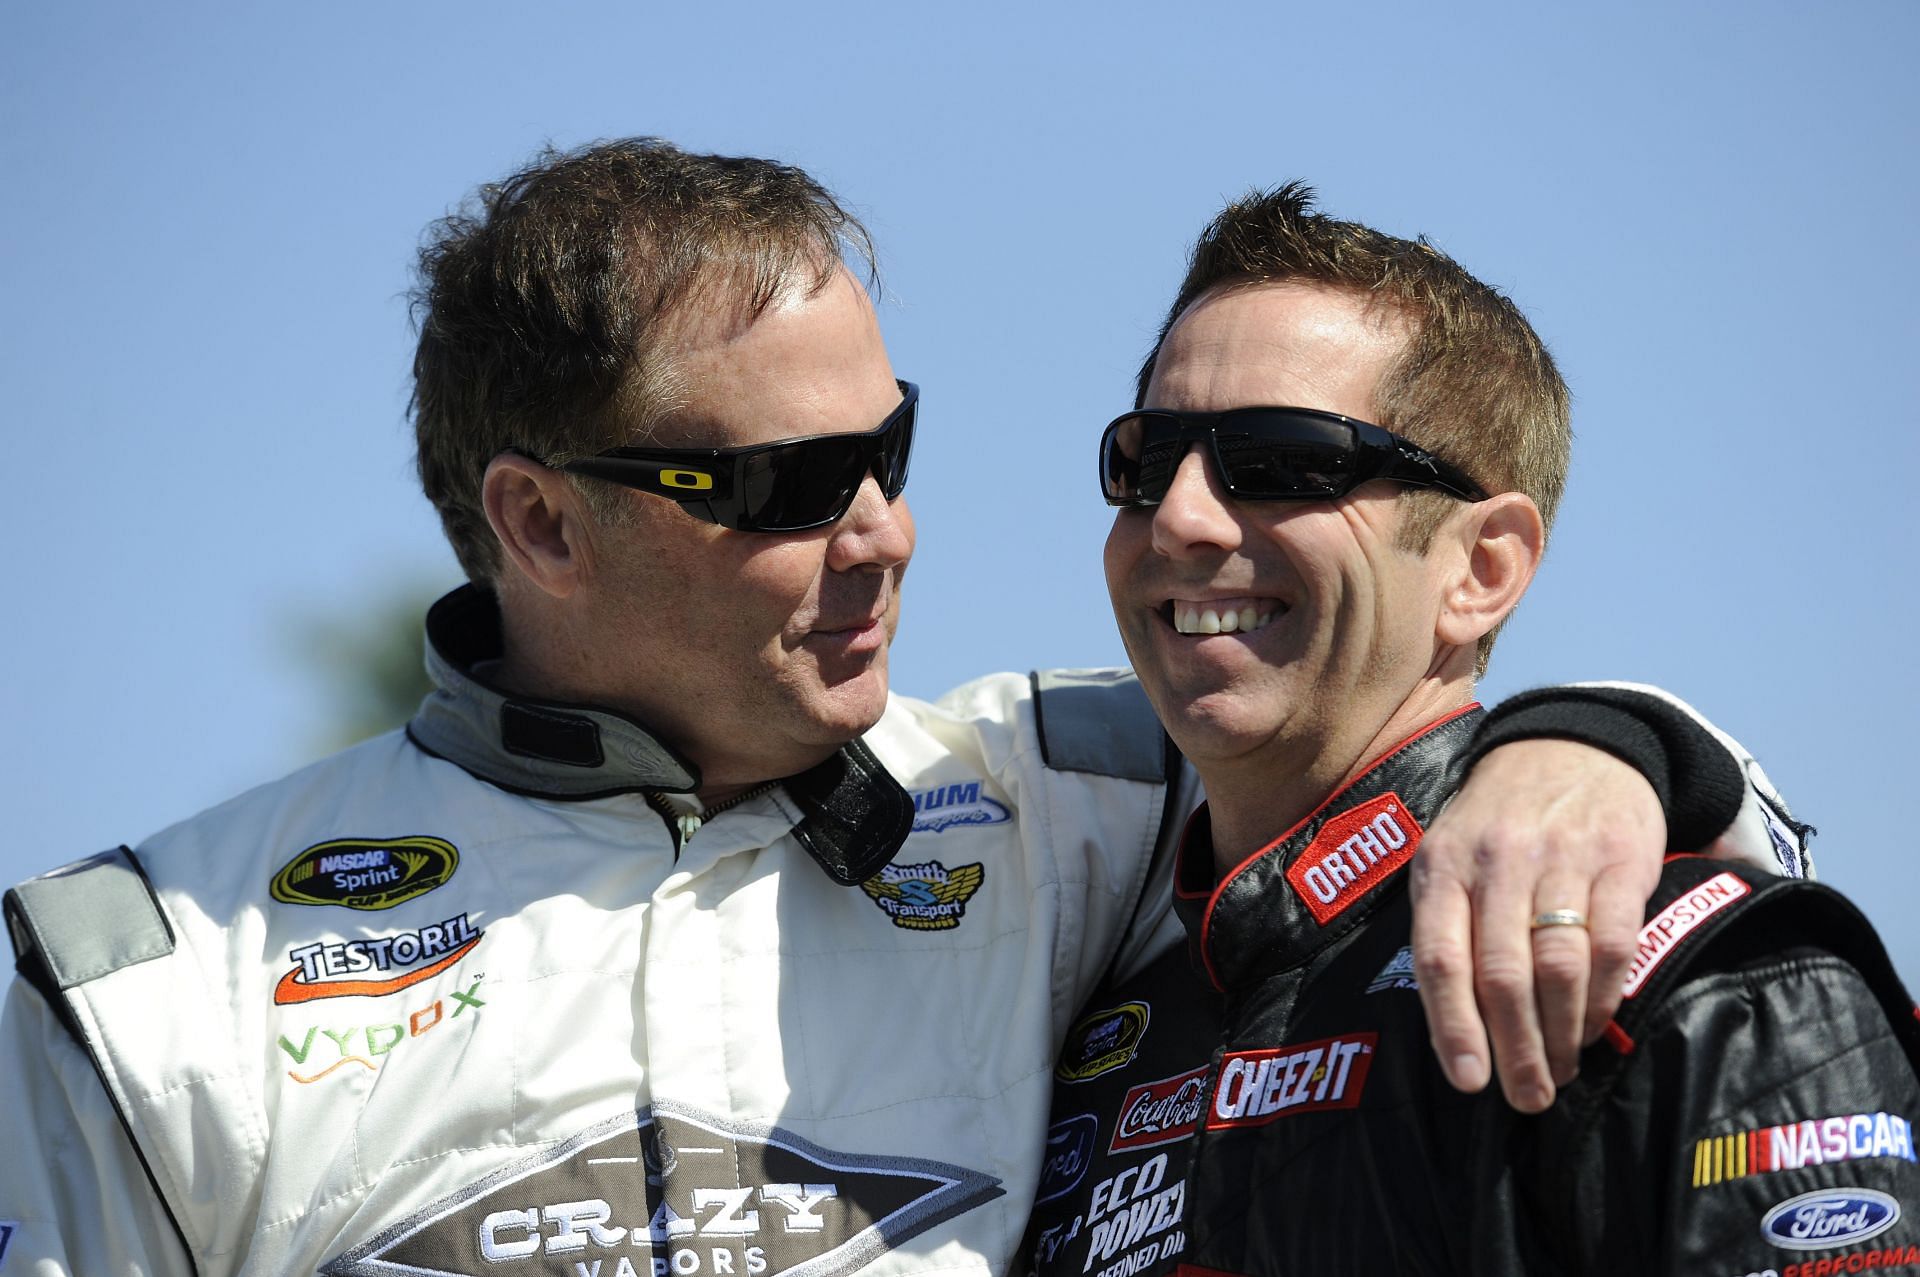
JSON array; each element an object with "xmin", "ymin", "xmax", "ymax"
[{"xmin": 0, "ymin": 588, "xmax": 1807, "ymax": 1276}]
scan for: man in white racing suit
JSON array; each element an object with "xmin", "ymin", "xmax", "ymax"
[{"xmin": 0, "ymin": 140, "xmax": 1806, "ymax": 1277}]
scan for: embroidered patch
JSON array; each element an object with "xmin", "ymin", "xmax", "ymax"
[
  {"xmin": 273, "ymin": 913, "xmax": 484, "ymax": 1005},
  {"xmin": 319, "ymin": 1100, "xmax": 1002, "ymax": 1277},
  {"xmin": 1622, "ymin": 871, "xmax": 1750, "ymax": 998},
  {"xmin": 909, "ymin": 780, "xmax": 1011, "ymax": 834},
  {"xmin": 1110, "ymin": 1065, "xmax": 1210, "ymax": 1152},
  {"xmin": 1284, "ymin": 794, "xmax": 1420, "ymax": 926},
  {"xmin": 1037, "ymin": 1113, "xmax": 1100, "ymax": 1204},
  {"xmin": 1760, "ymin": 1188, "xmax": 1901, "ymax": 1251},
  {"xmin": 270, "ymin": 837, "xmax": 459, "ymax": 911},
  {"xmin": 277, "ymin": 974, "xmax": 485, "ymax": 1084},
  {"xmin": 1367, "ymin": 945, "xmax": 1420, "ymax": 994},
  {"xmin": 1206, "ymin": 1033, "xmax": 1375, "ymax": 1129},
  {"xmin": 859, "ymin": 861, "xmax": 985, "ymax": 931},
  {"xmin": 1056, "ymin": 1001, "xmax": 1152, "ymax": 1082},
  {"xmin": 1693, "ymin": 1113, "xmax": 1917, "ymax": 1187}
]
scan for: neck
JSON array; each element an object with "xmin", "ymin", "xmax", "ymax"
[
  {"xmin": 490, "ymin": 590, "xmax": 826, "ymax": 805},
  {"xmin": 1201, "ymin": 678, "xmax": 1476, "ymax": 879}
]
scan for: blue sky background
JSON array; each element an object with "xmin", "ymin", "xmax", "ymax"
[{"xmin": 4, "ymin": 1, "xmax": 1916, "ymax": 991}]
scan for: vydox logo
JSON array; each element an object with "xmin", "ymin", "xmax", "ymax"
[
  {"xmin": 1035, "ymin": 1113, "xmax": 1099, "ymax": 1204},
  {"xmin": 1761, "ymin": 1188, "xmax": 1901, "ymax": 1250},
  {"xmin": 910, "ymin": 780, "xmax": 1011, "ymax": 834}
]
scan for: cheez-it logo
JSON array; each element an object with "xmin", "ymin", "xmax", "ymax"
[{"xmin": 1284, "ymin": 793, "xmax": 1421, "ymax": 925}]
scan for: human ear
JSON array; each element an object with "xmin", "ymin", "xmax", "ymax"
[
  {"xmin": 480, "ymin": 453, "xmax": 596, "ymax": 601},
  {"xmin": 1434, "ymin": 493, "xmax": 1545, "ymax": 650}
]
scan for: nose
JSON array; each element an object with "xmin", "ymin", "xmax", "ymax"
[
  {"xmin": 827, "ymin": 474, "xmax": 915, "ymax": 573},
  {"xmin": 1149, "ymin": 445, "xmax": 1241, "ymax": 558}
]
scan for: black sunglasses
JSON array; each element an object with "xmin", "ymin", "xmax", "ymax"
[
  {"xmin": 1099, "ymin": 406, "xmax": 1487, "ymax": 508},
  {"xmin": 558, "ymin": 380, "xmax": 917, "ymax": 532}
]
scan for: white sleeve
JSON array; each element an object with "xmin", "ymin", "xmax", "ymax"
[{"xmin": 0, "ymin": 976, "xmax": 194, "ymax": 1276}]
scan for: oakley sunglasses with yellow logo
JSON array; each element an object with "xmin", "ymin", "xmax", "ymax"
[{"xmin": 558, "ymin": 380, "xmax": 917, "ymax": 533}]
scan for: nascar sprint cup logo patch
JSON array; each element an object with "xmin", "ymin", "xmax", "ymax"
[{"xmin": 271, "ymin": 837, "xmax": 459, "ymax": 911}]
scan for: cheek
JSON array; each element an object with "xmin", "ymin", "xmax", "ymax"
[{"xmin": 1103, "ymin": 516, "xmax": 1147, "ymax": 602}]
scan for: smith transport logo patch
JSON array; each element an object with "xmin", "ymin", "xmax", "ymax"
[
  {"xmin": 319, "ymin": 1101, "xmax": 1002, "ymax": 1277},
  {"xmin": 1110, "ymin": 1066, "xmax": 1210, "ymax": 1152},
  {"xmin": 271, "ymin": 837, "xmax": 459, "ymax": 911},
  {"xmin": 1692, "ymin": 1112, "xmax": 1917, "ymax": 1187},
  {"xmin": 273, "ymin": 913, "xmax": 484, "ymax": 1004},
  {"xmin": 1284, "ymin": 794, "xmax": 1420, "ymax": 926},
  {"xmin": 1206, "ymin": 1034, "xmax": 1375, "ymax": 1129},
  {"xmin": 859, "ymin": 861, "xmax": 985, "ymax": 931},
  {"xmin": 1622, "ymin": 871, "xmax": 1750, "ymax": 998}
]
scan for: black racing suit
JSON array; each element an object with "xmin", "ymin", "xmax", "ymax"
[{"xmin": 1023, "ymin": 707, "xmax": 1920, "ymax": 1277}]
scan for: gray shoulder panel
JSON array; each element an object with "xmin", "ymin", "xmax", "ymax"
[
  {"xmin": 4, "ymin": 847, "xmax": 174, "ymax": 990},
  {"xmin": 1030, "ymin": 668, "xmax": 1169, "ymax": 783}
]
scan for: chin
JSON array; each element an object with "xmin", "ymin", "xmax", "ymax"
[{"xmin": 795, "ymin": 664, "xmax": 893, "ymax": 747}]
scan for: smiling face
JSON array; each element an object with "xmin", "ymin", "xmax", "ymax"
[
  {"xmin": 575, "ymin": 266, "xmax": 915, "ymax": 790},
  {"xmin": 1104, "ymin": 281, "xmax": 1465, "ymax": 807}
]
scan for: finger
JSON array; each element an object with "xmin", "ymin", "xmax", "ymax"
[
  {"xmin": 1472, "ymin": 854, "xmax": 1557, "ymax": 1114},
  {"xmin": 1409, "ymin": 857, "xmax": 1491, "ymax": 1093},
  {"xmin": 1528, "ymin": 877, "xmax": 1593, "ymax": 1088},
  {"xmin": 1581, "ymin": 858, "xmax": 1660, "ymax": 1043}
]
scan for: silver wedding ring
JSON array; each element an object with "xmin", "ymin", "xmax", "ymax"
[{"xmin": 1530, "ymin": 909, "xmax": 1589, "ymax": 930}]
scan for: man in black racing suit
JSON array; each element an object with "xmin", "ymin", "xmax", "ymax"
[{"xmin": 1024, "ymin": 183, "xmax": 1920, "ymax": 1277}]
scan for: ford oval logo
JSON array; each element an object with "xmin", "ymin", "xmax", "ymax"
[
  {"xmin": 1760, "ymin": 1188, "xmax": 1901, "ymax": 1250},
  {"xmin": 1036, "ymin": 1113, "xmax": 1100, "ymax": 1204}
]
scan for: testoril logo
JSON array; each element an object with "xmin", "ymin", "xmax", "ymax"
[
  {"xmin": 273, "ymin": 913, "xmax": 484, "ymax": 1005},
  {"xmin": 1283, "ymin": 794, "xmax": 1421, "ymax": 926},
  {"xmin": 320, "ymin": 1101, "xmax": 1003, "ymax": 1277},
  {"xmin": 271, "ymin": 837, "xmax": 459, "ymax": 911}
]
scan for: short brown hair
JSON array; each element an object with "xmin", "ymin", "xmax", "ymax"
[
  {"xmin": 1137, "ymin": 183, "xmax": 1571, "ymax": 671},
  {"xmin": 412, "ymin": 138, "xmax": 874, "ymax": 581}
]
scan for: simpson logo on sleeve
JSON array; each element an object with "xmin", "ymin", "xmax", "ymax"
[{"xmin": 1622, "ymin": 871, "xmax": 1750, "ymax": 998}]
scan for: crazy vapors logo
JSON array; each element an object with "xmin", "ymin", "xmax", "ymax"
[{"xmin": 320, "ymin": 1101, "xmax": 1003, "ymax": 1277}]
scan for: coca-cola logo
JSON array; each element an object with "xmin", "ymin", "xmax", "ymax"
[
  {"xmin": 1109, "ymin": 1066, "xmax": 1210, "ymax": 1153},
  {"xmin": 1760, "ymin": 1188, "xmax": 1901, "ymax": 1251}
]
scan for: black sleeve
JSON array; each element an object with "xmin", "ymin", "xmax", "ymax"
[
  {"xmin": 1462, "ymin": 685, "xmax": 1747, "ymax": 851},
  {"xmin": 1538, "ymin": 950, "xmax": 1920, "ymax": 1276}
]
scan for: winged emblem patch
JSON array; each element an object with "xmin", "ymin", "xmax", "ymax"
[{"xmin": 860, "ymin": 861, "xmax": 986, "ymax": 931}]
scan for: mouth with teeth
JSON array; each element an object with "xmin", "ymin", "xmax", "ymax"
[{"xmin": 1164, "ymin": 597, "xmax": 1286, "ymax": 636}]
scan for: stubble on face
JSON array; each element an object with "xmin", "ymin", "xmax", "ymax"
[{"xmin": 569, "ymin": 267, "xmax": 915, "ymax": 795}]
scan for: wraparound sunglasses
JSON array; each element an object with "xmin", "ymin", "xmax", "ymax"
[
  {"xmin": 557, "ymin": 380, "xmax": 917, "ymax": 532},
  {"xmin": 1099, "ymin": 405, "xmax": 1486, "ymax": 507}
]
